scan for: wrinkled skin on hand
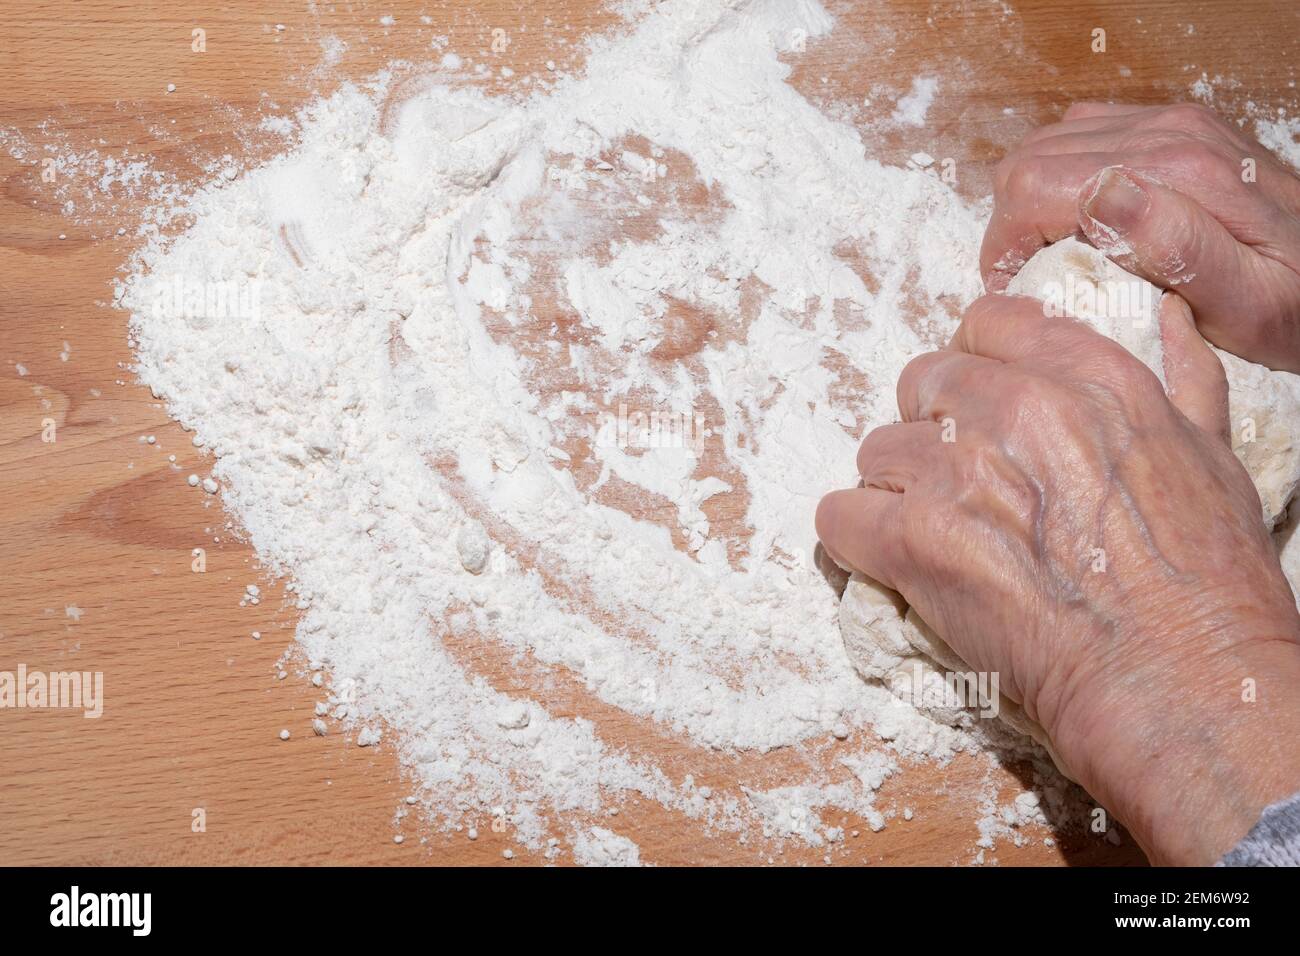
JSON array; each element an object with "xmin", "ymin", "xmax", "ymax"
[
  {"xmin": 981, "ymin": 102, "xmax": 1300, "ymax": 373},
  {"xmin": 818, "ymin": 293, "xmax": 1300, "ymax": 865}
]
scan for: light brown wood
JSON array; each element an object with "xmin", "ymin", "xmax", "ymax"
[{"xmin": 2, "ymin": 0, "xmax": 1294, "ymax": 866}]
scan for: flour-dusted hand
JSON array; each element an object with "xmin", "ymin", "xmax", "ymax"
[
  {"xmin": 981, "ymin": 102, "xmax": 1300, "ymax": 373},
  {"xmin": 817, "ymin": 293, "xmax": 1300, "ymax": 865}
]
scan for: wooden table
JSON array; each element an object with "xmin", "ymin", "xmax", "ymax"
[{"xmin": 2, "ymin": 0, "xmax": 1294, "ymax": 866}]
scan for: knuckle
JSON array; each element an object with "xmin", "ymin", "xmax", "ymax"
[
  {"xmin": 961, "ymin": 444, "xmax": 1037, "ymax": 521},
  {"xmin": 1178, "ymin": 139, "xmax": 1233, "ymax": 179},
  {"xmin": 1074, "ymin": 347, "xmax": 1162, "ymax": 408},
  {"xmin": 1109, "ymin": 354, "xmax": 1163, "ymax": 397},
  {"xmin": 899, "ymin": 351, "xmax": 936, "ymax": 382},
  {"xmin": 997, "ymin": 154, "xmax": 1044, "ymax": 200},
  {"xmin": 961, "ymin": 293, "xmax": 1010, "ymax": 332},
  {"xmin": 992, "ymin": 152, "xmax": 1019, "ymax": 195},
  {"xmin": 1049, "ymin": 317, "xmax": 1111, "ymax": 354},
  {"xmin": 1141, "ymin": 139, "xmax": 1233, "ymax": 184},
  {"xmin": 1157, "ymin": 102, "xmax": 1221, "ymax": 134},
  {"xmin": 1052, "ymin": 325, "xmax": 1162, "ymax": 400},
  {"xmin": 1020, "ymin": 119, "xmax": 1070, "ymax": 147},
  {"xmin": 1170, "ymin": 213, "xmax": 1213, "ymax": 267},
  {"xmin": 897, "ymin": 352, "xmax": 939, "ymax": 414},
  {"xmin": 965, "ymin": 293, "xmax": 1044, "ymax": 341},
  {"xmin": 855, "ymin": 424, "xmax": 893, "ymax": 474}
]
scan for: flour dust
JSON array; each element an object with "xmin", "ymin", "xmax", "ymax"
[{"xmin": 113, "ymin": 0, "xmax": 1118, "ymax": 861}]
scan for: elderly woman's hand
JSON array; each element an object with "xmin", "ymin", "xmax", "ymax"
[
  {"xmin": 981, "ymin": 102, "xmax": 1300, "ymax": 373},
  {"xmin": 817, "ymin": 292, "xmax": 1300, "ymax": 865}
]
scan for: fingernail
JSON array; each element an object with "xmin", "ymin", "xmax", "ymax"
[{"xmin": 1084, "ymin": 167, "xmax": 1148, "ymax": 237}]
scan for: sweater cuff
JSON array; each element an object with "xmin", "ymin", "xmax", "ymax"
[{"xmin": 1218, "ymin": 791, "xmax": 1300, "ymax": 866}]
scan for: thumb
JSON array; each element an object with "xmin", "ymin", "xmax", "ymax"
[
  {"xmin": 1157, "ymin": 291, "xmax": 1230, "ymax": 444},
  {"xmin": 1078, "ymin": 166, "xmax": 1260, "ymax": 338}
]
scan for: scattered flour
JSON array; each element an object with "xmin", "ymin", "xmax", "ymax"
[
  {"xmin": 572, "ymin": 826, "xmax": 642, "ymax": 866},
  {"xmin": 109, "ymin": 0, "xmax": 1134, "ymax": 857},
  {"xmin": 891, "ymin": 76, "xmax": 939, "ymax": 127},
  {"xmin": 1256, "ymin": 115, "xmax": 1300, "ymax": 172}
]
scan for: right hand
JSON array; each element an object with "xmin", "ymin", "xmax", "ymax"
[
  {"xmin": 816, "ymin": 293, "xmax": 1300, "ymax": 865},
  {"xmin": 981, "ymin": 102, "xmax": 1300, "ymax": 373}
]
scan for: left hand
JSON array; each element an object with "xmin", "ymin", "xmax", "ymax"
[{"xmin": 981, "ymin": 102, "xmax": 1300, "ymax": 373}]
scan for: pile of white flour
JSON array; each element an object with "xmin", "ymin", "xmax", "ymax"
[{"xmin": 118, "ymin": 0, "xmax": 1087, "ymax": 857}]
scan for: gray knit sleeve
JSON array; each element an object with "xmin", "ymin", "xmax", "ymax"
[{"xmin": 1218, "ymin": 791, "xmax": 1300, "ymax": 866}]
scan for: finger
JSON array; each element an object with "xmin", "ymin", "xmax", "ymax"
[
  {"xmin": 982, "ymin": 152, "xmax": 1119, "ymax": 290},
  {"xmin": 1158, "ymin": 292, "xmax": 1230, "ymax": 444},
  {"xmin": 855, "ymin": 421, "xmax": 943, "ymax": 489},
  {"xmin": 983, "ymin": 141, "xmax": 1286, "ymax": 291},
  {"xmin": 1016, "ymin": 124, "xmax": 1136, "ymax": 154},
  {"xmin": 897, "ymin": 349, "xmax": 1003, "ymax": 423},
  {"xmin": 815, "ymin": 487, "xmax": 905, "ymax": 588},
  {"xmin": 1016, "ymin": 103, "xmax": 1156, "ymax": 150},
  {"xmin": 1077, "ymin": 165, "xmax": 1300, "ymax": 363},
  {"xmin": 947, "ymin": 294, "xmax": 1059, "ymax": 363},
  {"xmin": 1062, "ymin": 102, "xmax": 1151, "ymax": 121}
]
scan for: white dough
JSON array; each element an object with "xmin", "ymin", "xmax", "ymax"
[{"xmin": 840, "ymin": 238, "xmax": 1300, "ymax": 773}]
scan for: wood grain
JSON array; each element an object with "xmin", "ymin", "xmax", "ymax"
[{"xmin": 1, "ymin": 0, "xmax": 1295, "ymax": 866}]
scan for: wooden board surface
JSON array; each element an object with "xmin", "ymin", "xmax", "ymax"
[{"xmin": 1, "ymin": 0, "xmax": 1296, "ymax": 866}]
